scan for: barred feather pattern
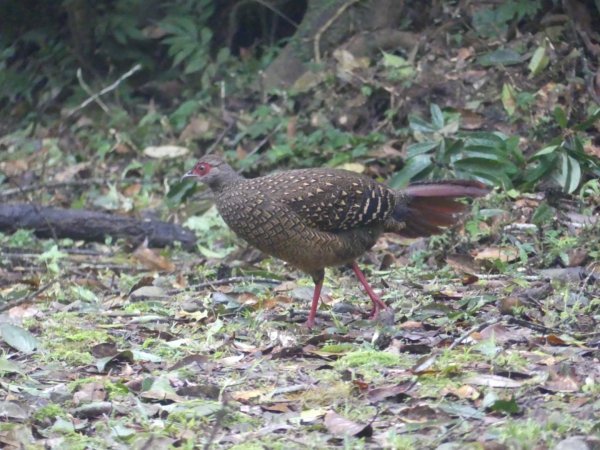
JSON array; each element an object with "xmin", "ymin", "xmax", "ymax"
[{"xmin": 213, "ymin": 170, "xmax": 387, "ymax": 274}]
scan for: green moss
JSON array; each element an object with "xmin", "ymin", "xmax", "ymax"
[
  {"xmin": 33, "ymin": 404, "xmax": 67, "ymax": 422},
  {"xmin": 335, "ymin": 350, "xmax": 405, "ymax": 369},
  {"xmin": 497, "ymin": 419, "xmax": 543, "ymax": 449},
  {"xmin": 105, "ymin": 380, "xmax": 130, "ymax": 398},
  {"xmin": 49, "ymin": 349, "xmax": 94, "ymax": 366},
  {"xmin": 38, "ymin": 313, "xmax": 114, "ymax": 365},
  {"xmin": 68, "ymin": 376, "xmax": 104, "ymax": 392},
  {"xmin": 320, "ymin": 343, "xmax": 355, "ymax": 353}
]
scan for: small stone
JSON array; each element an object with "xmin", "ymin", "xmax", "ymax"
[
  {"xmin": 554, "ymin": 436, "xmax": 591, "ymax": 450},
  {"xmin": 72, "ymin": 401, "xmax": 112, "ymax": 419}
]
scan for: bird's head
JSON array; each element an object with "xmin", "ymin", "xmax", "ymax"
[{"xmin": 182, "ymin": 155, "xmax": 239, "ymax": 190}]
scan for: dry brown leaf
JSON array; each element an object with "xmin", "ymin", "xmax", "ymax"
[
  {"xmin": 231, "ymin": 388, "xmax": 268, "ymax": 402},
  {"xmin": 323, "ymin": 410, "xmax": 373, "ymax": 437},
  {"xmin": 498, "ymin": 296, "xmax": 525, "ymax": 314},
  {"xmin": 454, "ymin": 385, "xmax": 480, "ymax": 400},
  {"xmin": 236, "ymin": 145, "xmax": 247, "ymax": 160},
  {"xmin": 456, "ymin": 46, "xmax": 475, "ymax": 63},
  {"xmin": 287, "ymin": 116, "xmax": 298, "ymax": 140},
  {"xmin": 260, "ymin": 403, "xmax": 295, "ymax": 413},
  {"xmin": 367, "ymin": 382, "xmax": 414, "ymax": 402},
  {"xmin": 123, "ymin": 183, "xmax": 142, "ymax": 197},
  {"xmin": 369, "ymin": 140, "xmax": 404, "ymax": 159},
  {"xmin": 399, "ymin": 320, "xmax": 424, "ymax": 329},
  {"xmin": 399, "ymin": 405, "xmax": 441, "ymax": 423},
  {"xmin": 441, "ymin": 384, "xmax": 480, "ymax": 400},
  {"xmin": 180, "ymin": 116, "xmax": 213, "ymax": 141},
  {"xmin": 543, "ymin": 375, "xmax": 579, "ymax": 392},
  {"xmin": 133, "ymin": 247, "xmax": 176, "ymax": 272},
  {"xmin": 53, "ymin": 162, "xmax": 90, "ymax": 182},
  {"xmin": 113, "ymin": 142, "xmax": 132, "ymax": 155},
  {"xmin": 478, "ymin": 323, "xmax": 515, "ymax": 344},
  {"xmin": 474, "ymin": 246, "xmax": 519, "ymax": 263},
  {"xmin": 73, "ymin": 382, "xmax": 107, "ymax": 406},
  {"xmin": 0, "ymin": 159, "xmax": 28, "ymax": 176}
]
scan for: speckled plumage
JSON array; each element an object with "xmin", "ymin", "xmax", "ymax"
[
  {"xmin": 213, "ymin": 167, "xmax": 398, "ymax": 276},
  {"xmin": 184, "ymin": 155, "xmax": 489, "ymax": 327}
]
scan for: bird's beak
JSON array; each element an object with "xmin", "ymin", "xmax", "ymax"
[{"xmin": 181, "ymin": 170, "xmax": 197, "ymax": 182}]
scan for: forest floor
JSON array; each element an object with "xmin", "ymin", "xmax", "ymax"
[{"xmin": 1, "ymin": 4, "xmax": 600, "ymax": 450}]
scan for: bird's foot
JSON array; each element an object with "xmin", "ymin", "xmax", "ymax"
[
  {"xmin": 368, "ymin": 305, "xmax": 382, "ymax": 319},
  {"xmin": 304, "ymin": 317, "xmax": 316, "ymax": 329}
]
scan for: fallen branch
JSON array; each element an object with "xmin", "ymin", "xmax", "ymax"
[{"xmin": 0, "ymin": 203, "xmax": 196, "ymax": 250}]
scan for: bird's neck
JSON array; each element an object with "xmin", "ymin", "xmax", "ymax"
[{"xmin": 208, "ymin": 167, "xmax": 244, "ymax": 193}]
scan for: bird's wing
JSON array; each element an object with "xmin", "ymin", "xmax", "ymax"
[{"xmin": 243, "ymin": 168, "xmax": 396, "ymax": 231}]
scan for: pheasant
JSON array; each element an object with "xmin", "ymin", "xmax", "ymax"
[{"xmin": 183, "ymin": 155, "xmax": 489, "ymax": 327}]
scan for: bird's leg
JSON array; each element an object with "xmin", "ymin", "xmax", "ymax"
[
  {"xmin": 351, "ymin": 262, "xmax": 388, "ymax": 318},
  {"xmin": 306, "ymin": 270, "xmax": 325, "ymax": 328}
]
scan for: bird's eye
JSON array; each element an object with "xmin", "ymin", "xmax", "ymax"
[{"xmin": 195, "ymin": 162, "xmax": 211, "ymax": 176}]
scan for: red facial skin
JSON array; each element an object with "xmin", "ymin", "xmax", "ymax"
[{"xmin": 192, "ymin": 162, "xmax": 211, "ymax": 177}]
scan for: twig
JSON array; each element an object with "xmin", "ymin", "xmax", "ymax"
[
  {"xmin": 77, "ymin": 68, "xmax": 110, "ymax": 113},
  {"xmin": 238, "ymin": 123, "xmax": 283, "ymax": 172},
  {"xmin": 314, "ymin": 0, "xmax": 361, "ymax": 64},
  {"xmin": 0, "ymin": 283, "xmax": 52, "ymax": 313},
  {"xmin": 412, "ymin": 317, "xmax": 502, "ymax": 373},
  {"xmin": 168, "ymin": 276, "xmax": 282, "ymax": 295},
  {"xmin": 65, "ymin": 64, "xmax": 142, "ymax": 119},
  {"xmin": 253, "ymin": 0, "xmax": 299, "ymax": 28},
  {"xmin": 270, "ymin": 384, "xmax": 311, "ymax": 396},
  {"xmin": 448, "ymin": 317, "xmax": 501, "ymax": 350},
  {"xmin": 204, "ymin": 122, "xmax": 235, "ymax": 157}
]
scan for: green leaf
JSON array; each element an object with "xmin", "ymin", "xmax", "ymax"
[
  {"xmin": 96, "ymin": 350, "xmax": 134, "ymax": 373},
  {"xmin": 573, "ymin": 107, "xmax": 600, "ymax": 131},
  {"xmin": 566, "ymin": 155, "xmax": 581, "ymax": 194},
  {"xmin": 0, "ymin": 324, "xmax": 39, "ymax": 354},
  {"xmin": 165, "ymin": 180, "xmax": 198, "ymax": 207},
  {"xmin": 408, "ymin": 115, "xmax": 437, "ymax": 133},
  {"xmin": 388, "ymin": 155, "xmax": 432, "ymax": 188},
  {"xmin": 0, "ymin": 356, "xmax": 24, "ymax": 375},
  {"xmin": 453, "ymin": 157, "xmax": 508, "ymax": 173},
  {"xmin": 131, "ymin": 350, "xmax": 162, "ymax": 363},
  {"xmin": 489, "ymin": 398, "xmax": 520, "ymax": 415},
  {"xmin": 532, "ymin": 145, "xmax": 559, "ymax": 158},
  {"xmin": 381, "ymin": 52, "xmax": 415, "ymax": 78},
  {"xmin": 553, "ymin": 107, "xmax": 568, "ymax": 129},
  {"xmin": 184, "ymin": 51, "xmax": 208, "ymax": 74},
  {"xmin": 554, "ymin": 151, "xmax": 571, "ymax": 192},
  {"xmin": 430, "ymin": 104, "xmax": 444, "ymax": 129},
  {"xmin": 528, "ymin": 46, "xmax": 549, "ymax": 78},
  {"xmin": 381, "ymin": 51, "xmax": 405, "ymax": 68},
  {"xmin": 521, "ymin": 155, "xmax": 558, "ymax": 186},
  {"xmin": 478, "ymin": 48, "xmax": 523, "ymax": 67},
  {"xmin": 454, "ymin": 157, "xmax": 514, "ymax": 187},
  {"xmin": 438, "ymin": 402, "xmax": 485, "ymax": 420},
  {"xmin": 462, "ymin": 131, "xmax": 508, "ymax": 148},
  {"xmin": 406, "ymin": 141, "xmax": 439, "ymax": 157},
  {"xmin": 532, "ymin": 202, "xmax": 555, "ymax": 225},
  {"xmin": 502, "ymin": 83, "xmax": 517, "ymax": 116}
]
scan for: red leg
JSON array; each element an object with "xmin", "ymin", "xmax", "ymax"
[
  {"xmin": 306, "ymin": 280, "xmax": 323, "ymax": 328},
  {"xmin": 352, "ymin": 262, "xmax": 387, "ymax": 318}
]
